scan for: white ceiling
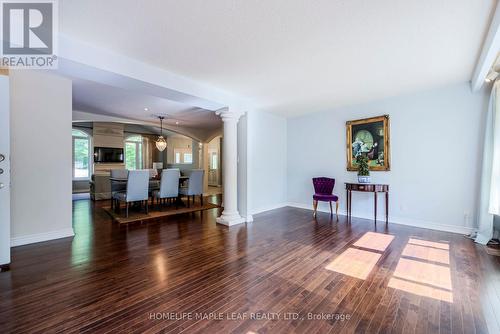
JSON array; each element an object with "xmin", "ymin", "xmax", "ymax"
[
  {"xmin": 72, "ymin": 78, "xmax": 222, "ymax": 130},
  {"xmin": 61, "ymin": 0, "xmax": 496, "ymax": 117}
]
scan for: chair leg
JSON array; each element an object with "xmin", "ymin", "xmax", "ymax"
[
  {"xmin": 146, "ymin": 200, "xmax": 149, "ymax": 214},
  {"xmin": 329, "ymin": 201, "xmax": 333, "ymax": 216},
  {"xmin": 336, "ymin": 201, "xmax": 339, "ymax": 221},
  {"xmin": 313, "ymin": 200, "xmax": 318, "ymax": 217},
  {"xmin": 126, "ymin": 202, "xmax": 129, "ymax": 218},
  {"xmin": 200, "ymin": 195, "xmax": 203, "ymax": 206},
  {"xmin": 187, "ymin": 196, "xmax": 190, "ymax": 208}
]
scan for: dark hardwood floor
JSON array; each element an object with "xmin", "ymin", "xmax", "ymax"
[{"xmin": 1, "ymin": 196, "xmax": 499, "ymax": 333}]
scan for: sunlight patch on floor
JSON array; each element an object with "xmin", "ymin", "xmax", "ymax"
[
  {"xmin": 325, "ymin": 248, "xmax": 381, "ymax": 280},
  {"xmin": 353, "ymin": 231, "xmax": 395, "ymax": 252},
  {"xmin": 389, "ymin": 237, "xmax": 453, "ymax": 303},
  {"xmin": 402, "ymin": 243, "xmax": 450, "ymax": 265},
  {"xmin": 388, "ymin": 277, "xmax": 453, "ymax": 303},
  {"xmin": 392, "ymin": 258, "xmax": 452, "ymax": 290},
  {"xmin": 408, "ymin": 238, "xmax": 449, "ymax": 250}
]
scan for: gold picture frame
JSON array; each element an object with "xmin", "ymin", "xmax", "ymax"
[{"xmin": 346, "ymin": 115, "xmax": 390, "ymax": 171}]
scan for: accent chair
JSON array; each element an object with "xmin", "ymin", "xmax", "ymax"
[{"xmin": 312, "ymin": 177, "xmax": 339, "ymax": 219}]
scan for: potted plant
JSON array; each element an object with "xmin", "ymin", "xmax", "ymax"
[{"xmin": 356, "ymin": 154, "xmax": 370, "ymax": 183}]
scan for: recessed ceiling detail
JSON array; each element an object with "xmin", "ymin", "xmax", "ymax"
[{"xmin": 72, "ymin": 78, "xmax": 222, "ymax": 131}]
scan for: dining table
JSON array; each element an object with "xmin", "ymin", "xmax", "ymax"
[
  {"xmin": 109, "ymin": 175, "xmax": 189, "ymax": 184},
  {"xmin": 109, "ymin": 175, "xmax": 190, "ymax": 194},
  {"xmin": 109, "ymin": 175, "xmax": 191, "ymax": 208}
]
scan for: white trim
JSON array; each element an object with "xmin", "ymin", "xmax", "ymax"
[
  {"xmin": 11, "ymin": 228, "xmax": 75, "ymax": 247},
  {"xmin": 251, "ymin": 202, "xmax": 288, "ymax": 215},
  {"xmin": 216, "ymin": 214, "xmax": 245, "ymax": 226},
  {"xmin": 285, "ymin": 202, "xmax": 473, "ymax": 235}
]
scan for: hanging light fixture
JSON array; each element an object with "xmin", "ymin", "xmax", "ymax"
[{"xmin": 156, "ymin": 116, "xmax": 167, "ymax": 152}]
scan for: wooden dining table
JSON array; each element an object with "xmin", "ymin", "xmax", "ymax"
[
  {"xmin": 109, "ymin": 175, "xmax": 191, "ymax": 207},
  {"xmin": 109, "ymin": 175, "xmax": 190, "ymax": 186}
]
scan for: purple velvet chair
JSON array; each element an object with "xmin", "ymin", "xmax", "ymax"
[{"xmin": 312, "ymin": 177, "xmax": 339, "ymax": 219}]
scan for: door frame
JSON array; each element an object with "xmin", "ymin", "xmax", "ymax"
[{"xmin": 0, "ymin": 69, "xmax": 10, "ymax": 271}]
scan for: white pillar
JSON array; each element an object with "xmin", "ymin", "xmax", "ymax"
[{"xmin": 216, "ymin": 108, "xmax": 245, "ymax": 226}]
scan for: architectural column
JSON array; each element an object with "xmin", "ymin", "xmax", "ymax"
[{"xmin": 215, "ymin": 108, "xmax": 245, "ymax": 226}]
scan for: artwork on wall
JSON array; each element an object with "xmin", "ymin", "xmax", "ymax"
[{"xmin": 346, "ymin": 115, "xmax": 390, "ymax": 171}]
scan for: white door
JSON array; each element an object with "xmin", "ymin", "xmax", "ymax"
[
  {"xmin": 0, "ymin": 73, "xmax": 10, "ymax": 268},
  {"xmin": 208, "ymin": 150, "xmax": 219, "ymax": 186}
]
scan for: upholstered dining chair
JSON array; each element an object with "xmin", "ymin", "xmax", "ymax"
[
  {"xmin": 179, "ymin": 169, "xmax": 205, "ymax": 207},
  {"xmin": 153, "ymin": 168, "xmax": 180, "ymax": 210},
  {"xmin": 110, "ymin": 169, "xmax": 128, "ymax": 209},
  {"xmin": 312, "ymin": 177, "xmax": 339, "ymax": 219},
  {"xmin": 113, "ymin": 170, "xmax": 150, "ymax": 217}
]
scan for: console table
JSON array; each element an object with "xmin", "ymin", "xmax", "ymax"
[{"xmin": 345, "ymin": 183, "xmax": 389, "ymax": 224}]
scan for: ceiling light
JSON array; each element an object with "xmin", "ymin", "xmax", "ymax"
[
  {"xmin": 175, "ymin": 121, "xmax": 179, "ymax": 125},
  {"xmin": 155, "ymin": 116, "xmax": 167, "ymax": 152},
  {"xmin": 144, "ymin": 107, "xmax": 149, "ymax": 111}
]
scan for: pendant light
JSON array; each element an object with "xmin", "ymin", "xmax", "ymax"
[{"xmin": 156, "ymin": 116, "xmax": 167, "ymax": 152}]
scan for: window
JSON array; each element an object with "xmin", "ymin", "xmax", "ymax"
[
  {"xmin": 125, "ymin": 135, "xmax": 143, "ymax": 170},
  {"xmin": 72, "ymin": 129, "xmax": 91, "ymax": 180},
  {"xmin": 173, "ymin": 148, "xmax": 193, "ymax": 164},
  {"xmin": 211, "ymin": 153, "xmax": 218, "ymax": 170},
  {"xmin": 183, "ymin": 153, "xmax": 193, "ymax": 164}
]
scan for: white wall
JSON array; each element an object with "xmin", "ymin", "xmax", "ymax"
[
  {"xmin": 287, "ymin": 83, "xmax": 488, "ymax": 234},
  {"xmin": 10, "ymin": 71, "xmax": 73, "ymax": 246},
  {"xmin": 247, "ymin": 110, "xmax": 287, "ymax": 214},
  {"xmin": 165, "ymin": 136, "xmax": 200, "ymax": 171}
]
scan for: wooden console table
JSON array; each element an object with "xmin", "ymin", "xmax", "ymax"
[{"xmin": 345, "ymin": 183, "xmax": 389, "ymax": 224}]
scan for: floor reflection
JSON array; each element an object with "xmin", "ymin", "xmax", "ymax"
[{"xmin": 71, "ymin": 200, "xmax": 93, "ymax": 267}]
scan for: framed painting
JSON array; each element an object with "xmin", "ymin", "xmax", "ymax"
[{"xmin": 346, "ymin": 115, "xmax": 390, "ymax": 171}]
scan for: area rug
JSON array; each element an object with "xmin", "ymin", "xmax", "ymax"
[{"xmin": 103, "ymin": 199, "xmax": 220, "ymax": 224}]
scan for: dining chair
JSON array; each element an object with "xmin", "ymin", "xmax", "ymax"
[
  {"xmin": 110, "ymin": 169, "xmax": 128, "ymax": 209},
  {"xmin": 153, "ymin": 168, "xmax": 180, "ymax": 210},
  {"xmin": 113, "ymin": 170, "xmax": 150, "ymax": 217},
  {"xmin": 312, "ymin": 177, "xmax": 339, "ymax": 219},
  {"xmin": 179, "ymin": 169, "xmax": 205, "ymax": 207}
]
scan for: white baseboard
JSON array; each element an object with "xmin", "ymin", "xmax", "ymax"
[
  {"xmin": 251, "ymin": 203, "xmax": 288, "ymax": 215},
  {"xmin": 11, "ymin": 228, "xmax": 75, "ymax": 247},
  {"xmin": 285, "ymin": 202, "xmax": 473, "ymax": 235}
]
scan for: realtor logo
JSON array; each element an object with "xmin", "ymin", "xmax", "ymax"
[{"xmin": 1, "ymin": 0, "xmax": 58, "ymax": 68}]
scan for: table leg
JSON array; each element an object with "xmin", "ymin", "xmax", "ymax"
[
  {"xmin": 346, "ymin": 189, "xmax": 348, "ymax": 221},
  {"xmin": 348, "ymin": 189, "xmax": 352, "ymax": 222},
  {"xmin": 385, "ymin": 191, "xmax": 389, "ymax": 225},
  {"xmin": 374, "ymin": 192, "xmax": 377, "ymax": 223}
]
